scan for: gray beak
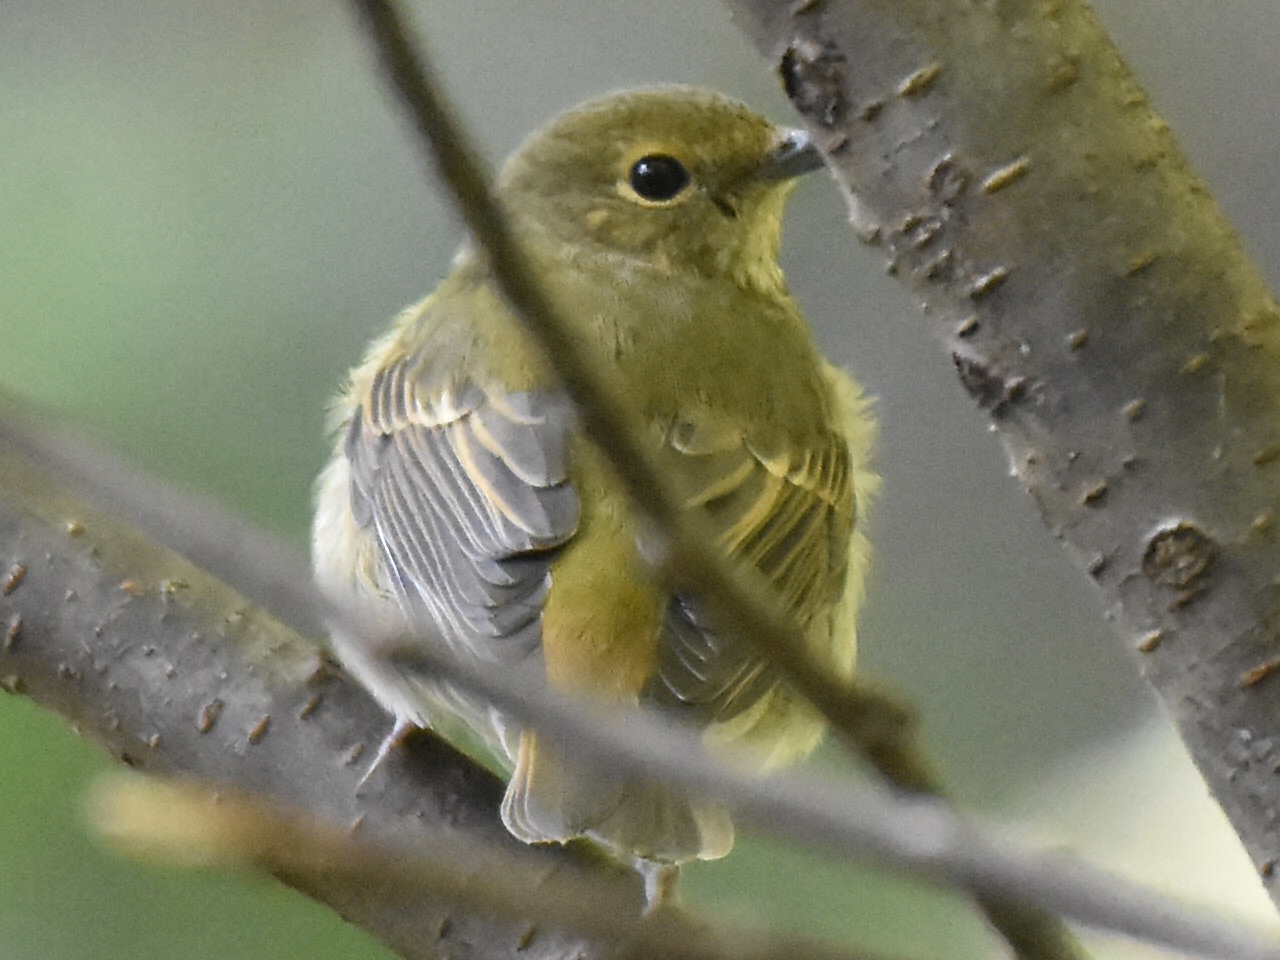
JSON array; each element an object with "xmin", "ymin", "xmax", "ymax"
[{"xmin": 761, "ymin": 128, "xmax": 825, "ymax": 180}]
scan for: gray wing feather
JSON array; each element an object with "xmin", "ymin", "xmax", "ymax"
[
  {"xmin": 645, "ymin": 415, "xmax": 854, "ymax": 724},
  {"xmin": 654, "ymin": 595, "xmax": 776, "ymax": 723},
  {"xmin": 470, "ymin": 394, "xmax": 572, "ymax": 487},
  {"xmin": 347, "ymin": 357, "xmax": 578, "ymax": 662}
]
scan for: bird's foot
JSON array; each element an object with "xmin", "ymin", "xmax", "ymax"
[
  {"xmin": 357, "ymin": 716, "xmax": 418, "ymax": 789},
  {"xmin": 636, "ymin": 859, "xmax": 681, "ymax": 914}
]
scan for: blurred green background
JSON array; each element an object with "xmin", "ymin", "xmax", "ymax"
[{"xmin": 3, "ymin": 1, "xmax": 1279, "ymax": 957}]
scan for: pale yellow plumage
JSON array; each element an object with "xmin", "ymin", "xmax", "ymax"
[{"xmin": 312, "ymin": 86, "xmax": 876, "ymax": 898}]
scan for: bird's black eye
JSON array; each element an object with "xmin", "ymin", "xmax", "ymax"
[{"xmin": 628, "ymin": 155, "xmax": 691, "ymax": 202}]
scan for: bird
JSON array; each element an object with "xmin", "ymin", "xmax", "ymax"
[{"xmin": 312, "ymin": 85, "xmax": 877, "ymax": 904}]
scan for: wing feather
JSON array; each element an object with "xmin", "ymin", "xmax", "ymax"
[
  {"xmin": 347, "ymin": 351, "xmax": 578, "ymax": 662},
  {"xmin": 646, "ymin": 412, "xmax": 856, "ymax": 726}
]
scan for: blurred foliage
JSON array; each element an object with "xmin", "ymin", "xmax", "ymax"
[{"xmin": 2, "ymin": 0, "xmax": 1279, "ymax": 957}]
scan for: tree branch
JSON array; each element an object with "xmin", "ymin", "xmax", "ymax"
[
  {"xmin": 723, "ymin": 0, "xmax": 1280, "ymax": 911},
  {"xmin": 3, "ymin": 393, "xmax": 1279, "ymax": 960},
  {"xmin": 0, "ymin": 402, "xmax": 624, "ymax": 960}
]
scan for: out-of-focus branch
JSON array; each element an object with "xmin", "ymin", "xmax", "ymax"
[
  {"xmin": 0, "ymin": 400, "xmax": 629, "ymax": 960},
  {"xmin": 91, "ymin": 773, "xmax": 908, "ymax": 960},
  {"xmin": 341, "ymin": 3, "xmax": 1079, "ymax": 960},
  {"xmin": 3, "ymin": 399, "xmax": 1278, "ymax": 960},
  {"xmin": 723, "ymin": 0, "xmax": 1280, "ymax": 914},
  {"xmin": 345, "ymin": 0, "xmax": 935, "ymax": 796}
]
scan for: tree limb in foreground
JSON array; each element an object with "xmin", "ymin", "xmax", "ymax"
[
  {"xmin": 2, "ymin": 339, "xmax": 1277, "ymax": 960},
  {"xmin": 724, "ymin": 0, "xmax": 1280, "ymax": 911},
  {"xmin": 0, "ymin": 402, "xmax": 890, "ymax": 960}
]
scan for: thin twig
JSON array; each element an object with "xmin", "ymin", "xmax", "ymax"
[
  {"xmin": 372, "ymin": 617, "xmax": 1280, "ymax": 960},
  {"xmin": 2, "ymin": 392, "xmax": 1276, "ymax": 960},
  {"xmin": 344, "ymin": 0, "xmax": 930, "ymax": 791},
  {"xmin": 91, "ymin": 773, "xmax": 905, "ymax": 960},
  {"xmin": 342, "ymin": 4, "xmax": 1086, "ymax": 960}
]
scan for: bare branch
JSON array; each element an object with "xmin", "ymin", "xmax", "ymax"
[
  {"xmin": 345, "ymin": 0, "xmax": 932, "ymax": 794},
  {"xmin": 92, "ymin": 773, "xmax": 903, "ymax": 960},
  {"xmin": 722, "ymin": 0, "xmax": 1280, "ymax": 916},
  {"xmin": 341, "ymin": 3, "xmax": 1078, "ymax": 959},
  {"xmin": 3, "ymin": 388, "xmax": 1278, "ymax": 960},
  {"xmin": 0, "ymin": 401, "xmax": 623, "ymax": 960}
]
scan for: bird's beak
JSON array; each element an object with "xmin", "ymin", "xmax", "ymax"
[{"xmin": 760, "ymin": 128, "xmax": 825, "ymax": 181}]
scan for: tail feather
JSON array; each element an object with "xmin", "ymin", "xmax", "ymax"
[{"xmin": 501, "ymin": 732, "xmax": 733, "ymax": 864}]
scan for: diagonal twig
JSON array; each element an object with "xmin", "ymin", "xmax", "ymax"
[
  {"xmin": 2, "ymin": 377, "xmax": 1278, "ymax": 959},
  {"xmin": 342, "ymin": 3, "xmax": 1084, "ymax": 960}
]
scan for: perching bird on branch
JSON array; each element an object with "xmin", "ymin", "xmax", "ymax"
[{"xmin": 313, "ymin": 86, "xmax": 876, "ymax": 904}]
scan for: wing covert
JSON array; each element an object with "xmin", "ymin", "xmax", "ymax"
[
  {"xmin": 346, "ymin": 356, "xmax": 578, "ymax": 662},
  {"xmin": 646, "ymin": 411, "xmax": 856, "ymax": 724}
]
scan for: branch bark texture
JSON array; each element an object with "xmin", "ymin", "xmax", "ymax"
[
  {"xmin": 0, "ymin": 421, "xmax": 627, "ymax": 960},
  {"xmin": 7, "ymin": 403, "xmax": 1279, "ymax": 960},
  {"xmin": 725, "ymin": 0, "xmax": 1280, "ymax": 897}
]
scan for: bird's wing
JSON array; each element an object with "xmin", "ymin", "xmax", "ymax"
[
  {"xmin": 344, "ymin": 352, "xmax": 579, "ymax": 662},
  {"xmin": 646, "ymin": 410, "xmax": 856, "ymax": 725}
]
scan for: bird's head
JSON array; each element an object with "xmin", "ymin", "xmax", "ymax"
[{"xmin": 495, "ymin": 87, "xmax": 823, "ymax": 290}]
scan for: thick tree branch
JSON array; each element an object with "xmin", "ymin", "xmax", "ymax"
[
  {"xmin": 723, "ymin": 0, "xmax": 1280, "ymax": 910},
  {"xmin": 0, "ymin": 401, "xmax": 899, "ymax": 960},
  {"xmin": 0, "ymin": 405, "xmax": 627, "ymax": 960},
  {"xmin": 3, "ymin": 400, "xmax": 1277, "ymax": 960}
]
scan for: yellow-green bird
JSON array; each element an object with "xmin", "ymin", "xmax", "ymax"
[{"xmin": 312, "ymin": 86, "xmax": 876, "ymax": 900}]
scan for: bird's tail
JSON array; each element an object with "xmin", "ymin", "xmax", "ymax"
[{"xmin": 500, "ymin": 731, "xmax": 734, "ymax": 867}]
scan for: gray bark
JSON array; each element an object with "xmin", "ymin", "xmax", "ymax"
[
  {"xmin": 0, "ymin": 417, "xmax": 628, "ymax": 960},
  {"xmin": 724, "ymin": 0, "xmax": 1280, "ymax": 900}
]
